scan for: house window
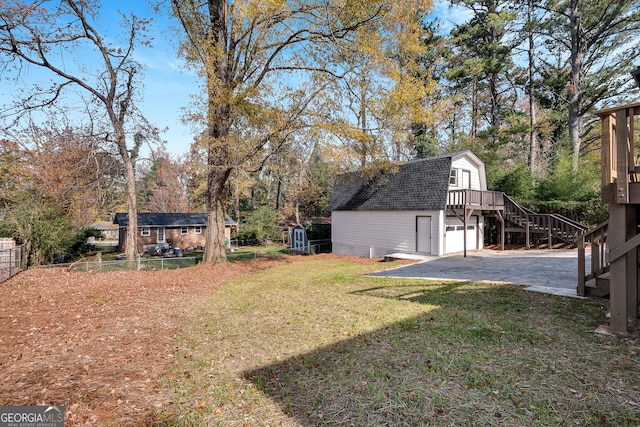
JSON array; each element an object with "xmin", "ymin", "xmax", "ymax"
[
  {"xmin": 141, "ymin": 227, "xmax": 150, "ymax": 237},
  {"xmin": 449, "ymin": 169, "xmax": 458, "ymax": 186},
  {"xmin": 181, "ymin": 227, "xmax": 188, "ymax": 235},
  {"xmin": 194, "ymin": 226, "xmax": 202, "ymax": 234},
  {"xmin": 157, "ymin": 227, "xmax": 166, "ymax": 243}
]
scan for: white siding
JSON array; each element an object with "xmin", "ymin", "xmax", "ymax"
[
  {"xmin": 332, "ymin": 210, "xmax": 445, "ymax": 258},
  {"xmin": 449, "ymin": 155, "xmax": 483, "ymax": 191}
]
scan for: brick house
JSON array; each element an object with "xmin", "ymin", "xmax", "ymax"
[{"xmin": 114, "ymin": 213, "xmax": 238, "ymax": 253}]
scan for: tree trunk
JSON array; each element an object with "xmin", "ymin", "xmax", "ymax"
[
  {"xmin": 471, "ymin": 78, "xmax": 478, "ymax": 139},
  {"xmin": 203, "ymin": 109, "xmax": 232, "ymax": 263},
  {"xmin": 233, "ymin": 179, "xmax": 240, "ymax": 229},
  {"xmin": 123, "ymin": 155, "xmax": 138, "ymax": 262},
  {"xmin": 204, "ymin": 169, "xmax": 230, "ymax": 263},
  {"xmin": 527, "ymin": 1, "xmax": 538, "ymax": 175},
  {"xmin": 359, "ymin": 71, "xmax": 368, "ymax": 167},
  {"xmin": 275, "ymin": 175, "xmax": 282, "ymax": 210},
  {"xmin": 568, "ymin": 0, "xmax": 583, "ymax": 171},
  {"xmin": 489, "ymin": 72, "xmax": 499, "ymax": 148},
  {"xmin": 114, "ymin": 125, "xmax": 138, "ymax": 262},
  {"xmin": 202, "ymin": 0, "xmax": 233, "ymax": 264},
  {"xmin": 490, "ymin": 76, "xmax": 499, "ymax": 130}
]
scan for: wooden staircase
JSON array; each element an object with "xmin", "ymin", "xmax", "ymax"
[
  {"xmin": 503, "ymin": 195, "xmax": 589, "ymax": 248},
  {"xmin": 577, "ymin": 221, "xmax": 610, "ymax": 297},
  {"xmin": 578, "ymin": 219, "xmax": 640, "ymax": 299}
]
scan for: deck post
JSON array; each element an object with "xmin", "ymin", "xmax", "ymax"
[
  {"xmin": 525, "ymin": 214, "xmax": 530, "ymax": 250},
  {"xmin": 626, "ymin": 205, "xmax": 638, "ymax": 319},
  {"xmin": 577, "ymin": 236, "xmax": 585, "ymax": 296},
  {"xmin": 495, "ymin": 210, "xmax": 505, "ymax": 251},
  {"xmin": 463, "ymin": 207, "xmax": 467, "ymax": 258},
  {"xmin": 609, "ymin": 203, "xmax": 628, "ymax": 333},
  {"xmin": 607, "ymin": 108, "xmax": 626, "ymax": 332}
]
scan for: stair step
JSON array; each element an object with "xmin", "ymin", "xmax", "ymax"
[
  {"xmin": 504, "ymin": 196, "xmax": 586, "ymax": 248},
  {"xmin": 585, "ymin": 272, "xmax": 610, "ymax": 297}
]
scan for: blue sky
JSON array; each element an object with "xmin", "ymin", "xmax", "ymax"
[
  {"xmin": 108, "ymin": 2, "xmax": 200, "ymax": 156},
  {"xmin": 2, "ymin": 0, "xmax": 469, "ymax": 157}
]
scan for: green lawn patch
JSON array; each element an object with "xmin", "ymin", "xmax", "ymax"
[
  {"xmin": 182, "ymin": 245, "xmax": 289, "ymax": 263},
  {"xmin": 156, "ymin": 256, "xmax": 639, "ymax": 426}
]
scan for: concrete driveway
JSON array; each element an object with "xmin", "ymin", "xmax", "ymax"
[{"xmin": 368, "ymin": 249, "xmax": 589, "ymax": 297}]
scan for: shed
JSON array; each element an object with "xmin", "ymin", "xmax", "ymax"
[{"xmin": 290, "ymin": 224, "xmax": 309, "ymax": 254}]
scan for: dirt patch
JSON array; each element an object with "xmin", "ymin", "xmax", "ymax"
[{"xmin": 0, "ymin": 256, "xmax": 303, "ymax": 426}]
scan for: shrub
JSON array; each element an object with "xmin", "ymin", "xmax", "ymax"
[
  {"xmin": 493, "ymin": 164, "xmax": 536, "ymax": 203},
  {"xmin": 235, "ymin": 206, "xmax": 282, "ymax": 244},
  {"xmin": 536, "ymin": 154, "xmax": 599, "ymax": 202}
]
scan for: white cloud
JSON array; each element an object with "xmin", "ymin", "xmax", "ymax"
[{"xmin": 428, "ymin": 0, "xmax": 474, "ymax": 35}]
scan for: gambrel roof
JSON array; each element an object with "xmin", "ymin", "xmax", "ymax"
[
  {"xmin": 330, "ymin": 151, "xmax": 479, "ymax": 212},
  {"xmin": 114, "ymin": 213, "xmax": 237, "ymax": 227}
]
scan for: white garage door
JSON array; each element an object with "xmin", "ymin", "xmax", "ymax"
[{"xmin": 445, "ymin": 218, "xmax": 478, "ymax": 254}]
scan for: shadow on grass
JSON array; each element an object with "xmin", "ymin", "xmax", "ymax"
[{"xmin": 246, "ymin": 282, "xmax": 630, "ymax": 426}]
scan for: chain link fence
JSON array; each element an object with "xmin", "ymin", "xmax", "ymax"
[
  {"xmin": 0, "ymin": 244, "xmax": 27, "ymax": 284},
  {"xmin": 35, "ymin": 256, "xmax": 197, "ymax": 273},
  {"xmin": 288, "ymin": 240, "xmax": 332, "ymax": 255}
]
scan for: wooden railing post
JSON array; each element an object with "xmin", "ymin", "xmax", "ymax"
[
  {"xmin": 578, "ymin": 235, "xmax": 586, "ymax": 296},
  {"xmin": 591, "ymin": 242, "xmax": 600, "ymax": 274},
  {"xmin": 525, "ymin": 213, "xmax": 530, "ymax": 249},
  {"xmin": 616, "ymin": 108, "xmax": 629, "ymax": 204},
  {"xmin": 601, "ymin": 114, "xmax": 613, "ymax": 200}
]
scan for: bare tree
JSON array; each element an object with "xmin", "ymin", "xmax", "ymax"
[{"xmin": 0, "ymin": 0, "xmax": 155, "ymax": 260}]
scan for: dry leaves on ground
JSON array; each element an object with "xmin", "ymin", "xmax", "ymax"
[{"xmin": 0, "ymin": 258, "xmax": 292, "ymax": 426}]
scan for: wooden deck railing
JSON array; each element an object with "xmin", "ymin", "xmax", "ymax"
[
  {"xmin": 596, "ymin": 102, "xmax": 640, "ymax": 204},
  {"xmin": 504, "ymin": 195, "xmax": 530, "ymax": 227},
  {"xmin": 503, "ymin": 195, "xmax": 588, "ymax": 248},
  {"xmin": 447, "ymin": 189, "xmax": 504, "ymax": 209},
  {"xmin": 448, "ymin": 190, "xmax": 587, "ymax": 248},
  {"xmin": 577, "ymin": 221, "xmax": 609, "ymax": 296}
]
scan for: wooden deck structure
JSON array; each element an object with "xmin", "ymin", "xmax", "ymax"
[
  {"xmin": 448, "ymin": 189, "xmax": 505, "ymax": 257},
  {"xmin": 447, "ymin": 190, "xmax": 587, "ymax": 257},
  {"xmin": 578, "ymin": 102, "xmax": 640, "ymax": 334}
]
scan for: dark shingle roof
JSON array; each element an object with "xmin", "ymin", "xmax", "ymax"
[
  {"xmin": 330, "ymin": 156, "xmax": 454, "ymax": 211},
  {"xmin": 114, "ymin": 213, "xmax": 237, "ymax": 227}
]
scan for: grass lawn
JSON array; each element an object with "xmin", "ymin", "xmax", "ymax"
[
  {"xmin": 157, "ymin": 255, "xmax": 639, "ymax": 426},
  {"xmin": 181, "ymin": 245, "xmax": 289, "ymax": 263}
]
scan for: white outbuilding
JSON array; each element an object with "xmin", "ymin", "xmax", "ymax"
[{"xmin": 330, "ymin": 151, "xmax": 504, "ymax": 258}]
